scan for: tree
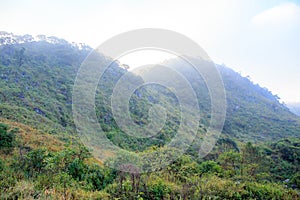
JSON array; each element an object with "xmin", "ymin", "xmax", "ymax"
[
  {"xmin": 14, "ymin": 47, "xmax": 26, "ymax": 67},
  {"xmin": 23, "ymin": 148, "xmax": 48, "ymax": 177},
  {"xmin": 0, "ymin": 123, "xmax": 16, "ymax": 152},
  {"xmin": 240, "ymin": 142, "xmax": 266, "ymax": 179},
  {"xmin": 198, "ymin": 161, "xmax": 222, "ymax": 175},
  {"xmin": 218, "ymin": 151, "xmax": 241, "ymax": 176}
]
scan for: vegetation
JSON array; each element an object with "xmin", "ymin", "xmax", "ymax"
[
  {"xmin": 1, "ymin": 137, "xmax": 299, "ymax": 199},
  {"xmin": 1, "ymin": 38, "xmax": 299, "ymax": 142},
  {"xmin": 0, "ymin": 34, "xmax": 299, "ymax": 199},
  {"xmin": 0, "ymin": 121, "xmax": 299, "ymax": 199}
]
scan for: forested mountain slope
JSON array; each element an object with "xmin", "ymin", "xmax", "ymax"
[
  {"xmin": 0, "ymin": 32, "xmax": 299, "ymax": 199},
  {"xmin": 0, "ymin": 32, "xmax": 299, "ymax": 143},
  {"xmin": 166, "ymin": 58, "xmax": 300, "ymax": 142}
]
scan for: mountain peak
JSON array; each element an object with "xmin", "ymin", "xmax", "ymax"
[{"xmin": 0, "ymin": 31, "xmax": 91, "ymax": 51}]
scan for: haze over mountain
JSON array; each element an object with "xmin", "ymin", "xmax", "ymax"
[
  {"xmin": 0, "ymin": 32, "xmax": 299, "ymax": 199},
  {"xmin": 0, "ymin": 32, "xmax": 299, "ymax": 143},
  {"xmin": 287, "ymin": 102, "xmax": 300, "ymax": 116}
]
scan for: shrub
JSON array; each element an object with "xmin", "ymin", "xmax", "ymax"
[
  {"xmin": 290, "ymin": 173, "xmax": 300, "ymax": 189},
  {"xmin": 0, "ymin": 123, "xmax": 16, "ymax": 152},
  {"xmin": 0, "ymin": 159, "xmax": 17, "ymax": 195},
  {"xmin": 23, "ymin": 148, "xmax": 48, "ymax": 177},
  {"xmin": 146, "ymin": 178, "xmax": 180, "ymax": 200},
  {"xmin": 199, "ymin": 160, "xmax": 222, "ymax": 175},
  {"xmin": 67, "ymin": 158, "xmax": 87, "ymax": 181}
]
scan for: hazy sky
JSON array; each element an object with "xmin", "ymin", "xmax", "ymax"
[{"xmin": 1, "ymin": 0, "xmax": 299, "ymax": 102}]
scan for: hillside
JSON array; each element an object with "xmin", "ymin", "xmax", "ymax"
[
  {"xmin": 165, "ymin": 58, "xmax": 300, "ymax": 142},
  {"xmin": 219, "ymin": 65, "xmax": 300, "ymax": 141},
  {"xmin": 0, "ymin": 32, "xmax": 299, "ymax": 199},
  {"xmin": 0, "ymin": 32, "xmax": 92, "ymax": 133},
  {"xmin": 0, "ymin": 32, "xmax": 299, "ymax": 144},
  {"xmin": 1, "ymin": 119, "xmax": 299, "ymax": 199}
]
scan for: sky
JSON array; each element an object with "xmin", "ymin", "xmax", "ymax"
[{"xmin": 0, "ymin": 0, "xmax": 299, "ymax": 103}]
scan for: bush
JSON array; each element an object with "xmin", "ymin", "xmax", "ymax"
[
  {"xmin": 146, "ymin": 178, "xmax": 180, "ymax": 200},
  {"xmin": 67, "ymin": 158, "xmax": 87, "ymax": 181},
  {"xmin": 0, "ymin": 159, "xmax": 17, "ymax": 195},
  {"xmin": 2, "ymin": 180, "xmax": 36, "ymax": 199},
  {"xmin": 23, "ymin": 148, "xmax": 47, "ymax": 177},
  {"xmin": 0, "ymin": 123, "xmax": 16, "ymax": 152},
  {"xmin": 199, "ymin": 161, "xmax": 222, "ymax": 175},
  {"xmin": 84, "ymin": 164, "xmax": 108, "ymax": 191},
  {"xmin": 290, "ymin": 173, "xmax": 300, "ymax": 189},
  {"xmin": 244, "ymin": 182, "xmax": 289, "ymax": 199},
  {"xmin": 0, "ymin": 158, "xmax": 4, "ymax": 171},
  {"xmin": 192, "ymin": 175, "xmax": 298, "ymax": 200}
]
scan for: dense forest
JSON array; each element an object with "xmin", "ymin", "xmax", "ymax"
[{"xmin": 0, "ymin": 32, "xmax": 299, "ymax": 199}]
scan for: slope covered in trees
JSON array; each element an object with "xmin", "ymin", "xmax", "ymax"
[
  {"xmin": 0, "ymin": 33, "xmax": 299, "ymax": 199},
  {"xmin": 1, "ymin": 33, "xmax": 299, "ymax": 142}
]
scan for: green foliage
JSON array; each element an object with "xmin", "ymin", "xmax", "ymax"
[
  {"xmin": 244, "ymin": 182, "xmax": 291, "ymax": 200},
  {"xmin": 147, "ymin": 179, "xmax": 173, "ymax": 200},
  {"xmin": 0, "ymin": 42, "xmax": 91, "ymax": 133},
  {"xmin": 12, "ymin": 145, "xmax": 116, "ymax": 196},
  {"xmin": 191, "ymin": 175, "xmax": 298, "ymax": 200},
  {"xmin": 218, "ymin": 150, "xmax": 241, "ymax": 176},
  {"xmin": 1, "ymin": 38, "xmax": 300, "ymax": 143},
  {"xmin": 0, "ymin": 123, "xmax": 16, "ymax": 152},
  {"xmin": 0, "ymin": 35, "xmax": 300, "ymax": 199},
  {"xmin": 1, "ymin": 136, "xmax": 300, "ymax": 199},
  {"xmin": 199, "ymin": 160, "xmax": 222, "ymax": 175},
  {"xmin": 23, "ymin": 148, "xmax": 48, "ymax": 177},
  {"xmin": 67, "ymin": 157, "xmax": 87, "ymax": 181},
  {"xmin": 0, "ymin": 158, "xmax": 17, "ymax": 195},
  {"xmin": 266, "ymin": 138, "xmax": 300, "ymax": 180},
  {"xmin": 290, "ymin": 173, "xmax": 300, "ymax": 188},
  {"xmin": 0, "ymin": 158, "xmax": 4, "ymax": 171},
  {"xmin": 85, "ymin": 164, "xmax": 116, "ymax": 191}
]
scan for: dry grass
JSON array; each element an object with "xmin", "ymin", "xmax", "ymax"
[{"xmin": 0, "ymin": 118, "xmax": 64, "ymax": 155}]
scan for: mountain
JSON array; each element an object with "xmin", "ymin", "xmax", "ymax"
[
  {"xmin": 287, "ymin": 102, "xmax": 300, "ymax": 116},
  {"xmin": 0, "ymin": 32, "xmax": 299, "ymax": 199},
  {"xmin": 0, "ymin": 31, "xmax": 90, "ymax": 50},
  {"xmin": 218, "ymin": 65, "xmax": 300, "ymax": 141},
  {"xmin": 0, "ymin": 32, "xmax": 299, "ymax": 144},
  {"xmin": 0, "ymin": 32, "xmax": 93, "ymax": 133},
  {"xmin": 165, "ymin": 58, "xmax": 300, "ymax": 142}
]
